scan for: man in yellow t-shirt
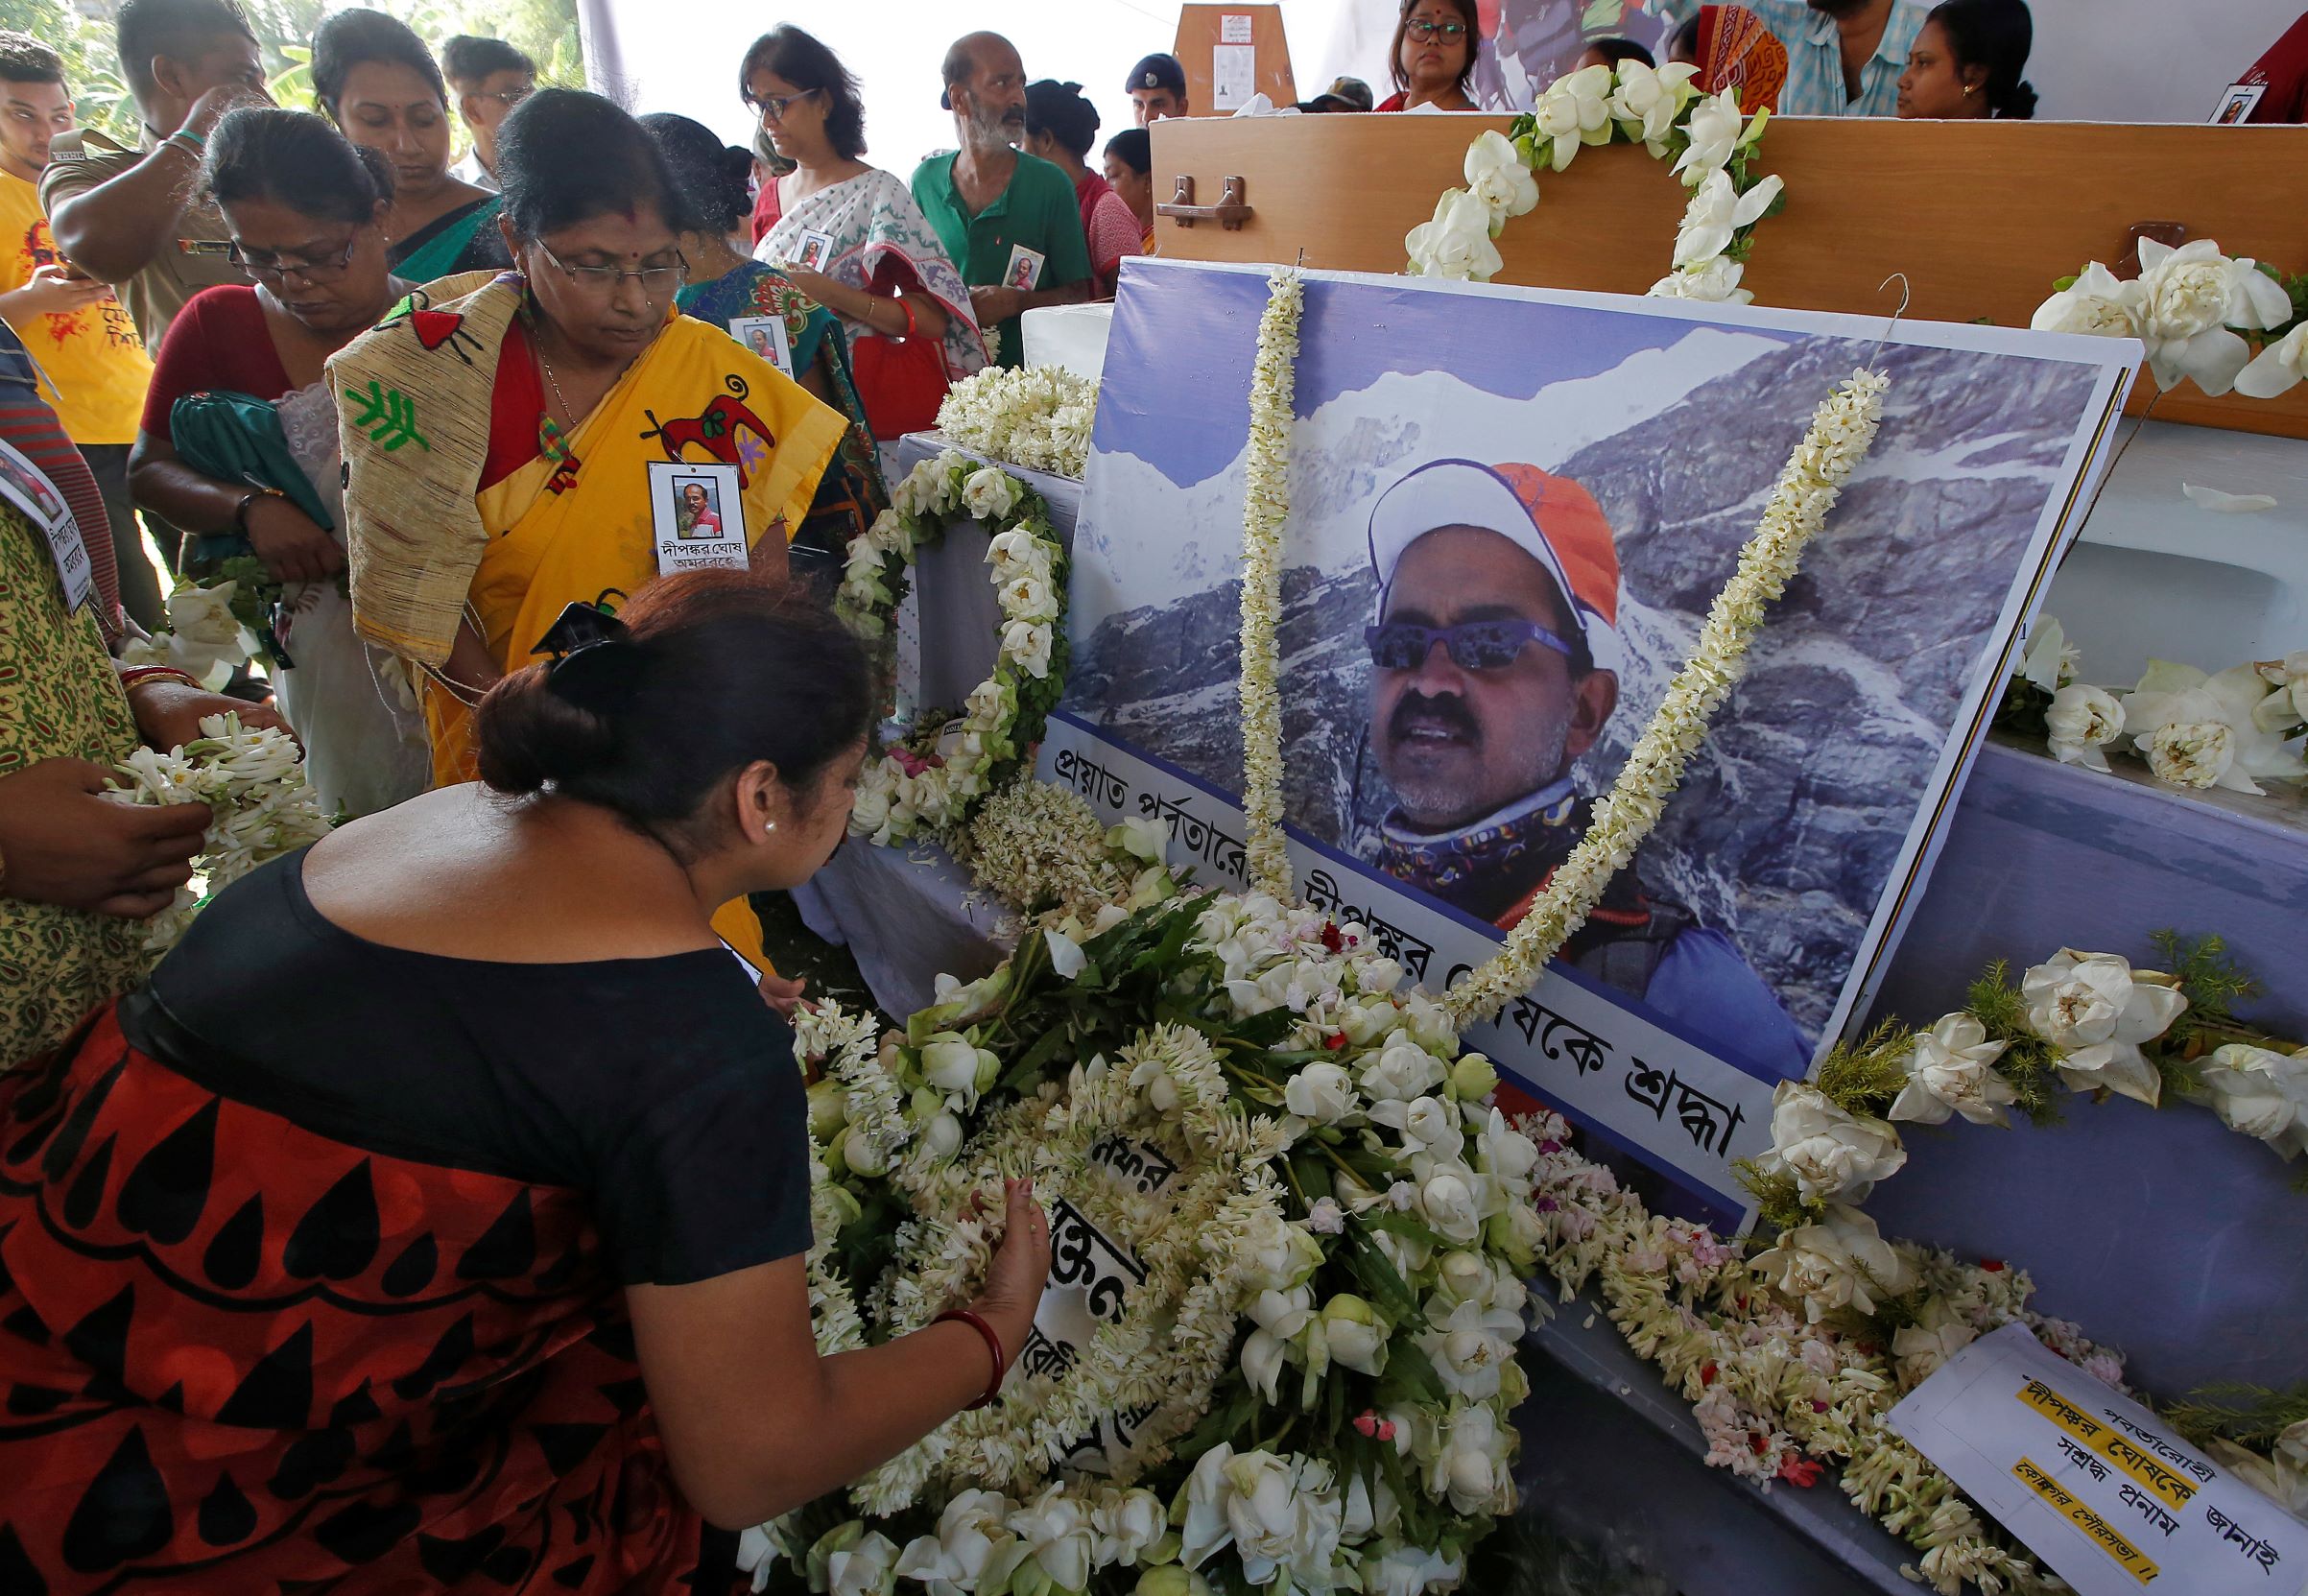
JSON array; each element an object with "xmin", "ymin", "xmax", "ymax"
[{"xmin": 0, "ymin": 34, "xmax": 162, "ymax": 630}]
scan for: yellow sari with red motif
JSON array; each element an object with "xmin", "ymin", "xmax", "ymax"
[{"xmin": 334, "ymin": 270, "xmax": 848, "ymax": 970}]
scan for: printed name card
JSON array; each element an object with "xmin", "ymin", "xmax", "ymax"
[{"xmin": 1891, "ymin": 1323, "xmax": 2308, "ymax": 1595}]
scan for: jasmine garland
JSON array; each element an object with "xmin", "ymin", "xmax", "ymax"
[{"xmin": 1237, "ymin": 268, "xmax": 1301, "ymax": 900}]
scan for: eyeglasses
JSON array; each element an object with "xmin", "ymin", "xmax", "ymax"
[
  {"xmin": 229, "ymin": 233, "xmax": 360, "ymax": 287},
  {"xmin": 476, "ymin": 85, "xmax": 533, "ymax": 107},
  {"xmin": 534, "ymin": 239, "xmax": 688, "ymax": 298},
  {"xmin": 1405, "ymin": 18, "xmax": 1470, "ymax": 42},
  {"xmin": 752, "ymin": 88, "xmax": 821, "ymax": 123},
  {"xmin": 1366, "ymin": 618, "xmax": 1575, "ymax": 673}
]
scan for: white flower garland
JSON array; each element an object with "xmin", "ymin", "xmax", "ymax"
[
  {"xmin": 936, "ymin": 365, "xmax": 1101, "ymax": 480},
  {"xmin": 1407, "ymin": 60, "xmax": 1784, "ymax": 304},
  {"xmin": 1237, "ymin": 268, "xmax": 1301, "ymax": 900},
  {"xmin": 837, "ymin": 450, "xmax": 1069, "ymax": 845},
  {"xmin": 1442, "ymin": 366, "xmax": 1889, "ymax": 1027},
  {"xmin": 2033, "ymin": 239, "xmax": 2306, "ymax": 399},
  {"xmin": 104, "ymin": 711, "xmax": 335, "ymax": 952}
]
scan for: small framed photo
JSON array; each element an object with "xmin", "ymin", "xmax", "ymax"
[
  {"xmin": 1005, "ymin": 243, "xmax": 1045, "ymax": 291},
  {"xmin": 2211, "ymin": 83, "xmax": 2265, "ymax": 125},
  {"xmin": 728, "ymin": 313, "xmax": 794, "ymax": 376},
  {"xmin": 647, "ymin": 460, "xmax": 750, "ymax": 576},
  {"xmin": 795, "ymin": 229, "xmax": 836, "ymax": 273}
]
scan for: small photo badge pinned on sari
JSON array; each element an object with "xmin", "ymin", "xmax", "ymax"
[
  {"xmin": 0, "ymin": 435, "xmax": 91, "ymax": 611},
  {"xmin": 648, "ymin": 460, "xmax": 750, "ymax": 577},
  {"xmin": 727, "ymin": 314, "xmax": 794, "ymax": 377},
  {"xmin": 795, "ymin": 230, "xmax": 836, "ymax": 274},
  {"xmin": 1005, "ymin": 243, "xmax": 1045, "ymax": 292}
]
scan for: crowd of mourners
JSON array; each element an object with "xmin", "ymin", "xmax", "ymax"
[{"xmin": 0, "ymin": 0, "xmax": 2298, "ymax": 1589}]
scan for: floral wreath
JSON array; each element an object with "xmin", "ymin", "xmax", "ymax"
[
  {"xmin": 836, "ymin": 449, "xmax": 1069, "ymax": 846},
  {"xmin": 1406, "ymin": 60, "xmax": 1785, "ymax": 305}
]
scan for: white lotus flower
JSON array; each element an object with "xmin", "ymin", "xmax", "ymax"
[
  {"xmin": 1891, "ymin": 1014, "xmax": 2017, "ymax": 1128},
  {"xmin": 1283, "ymin": 1060, "xmax": 1357, "ymax": 1125},
  {"xmin": 1532, "ymin": 64, "xmax": 1612, "ymax": 169},
  {"xmin": 1648, "ymin": 255, "xmax": 1751, "ymax": 304},
  {"xmin": 807, "ymin": 1522, "xmax": 901, "ymax": 1596},
  {"xmin": 1753, "ymin": 1081, "xmax": 1907, "ymax": 1203},
  {"xmin": 1416, "ymin": 1167, "xmax": 1485, "ymax": 1245},
  {"xmin": 961, "ymin": 465, "xmax": 1022, "ymax": 521},
  {"xmin": 1111, "ymin": 811, "xmax": 1171, "ymax": 862},
  {"xmin": 999, "ymin": 571, "xmax": 1055, "ymax": 620},
  {"xmin": 1417, "ymin": 1296, "xmax": 1519, "ymax": 1400},
  {"xmin": 1404, "ymin": 188, "xmax": 1502, "ymax": 282},
  {"xmin": 1607, "ymin": 60, "xmax": 1689, "ymax": 149},
  {"xmin": 1672, "ymin": 92, "xmax": 1745, "ymax": 180},
  {"xmin": 1320, "ymin": 1294, "xmax": 1388, "ymax": 1376},
  {"xmin": 1672, "ymin": 169, "xmax": 1782, "ymax": 270},
  {"xmin": 2122, "ymin": 659, "xmax": 2305, "ymax": 794},
  {"xmin": 2030, "ymin": 262, "xmax": 2143, "ymax": 339},
  {"xmin": 998, "ymin": 1484, "xmax": 1096, "ymax": 1594},
  {"xmin": 1460, "ymin": 129, "xmax": 1537, "ymax": 222},
  {"xmin": 1001, "ymin": 618, "xmax": 1054, "ymax": 679},
  {"xmin": 1892, "ymin": 1297, "xmax": 1978, "ymax": 1387},
  {"xmin": 1472, "ymin": 1107, "xmax": 1539, "ymax": 1190},
  {"xmin": 1240, "ymin": 1285, "xmax": 1315, "ymax": 1402},
  {"xmin": 2044, "ymin": 683, "xmax": 2126, "ymax": 772},
  {"xmin": 1178, "ymin": 1445, "xmax": 1333, "ymax": 1585},
  {"xmin": 2021, "ymin": 948, "xmax": 2187, "ymax": 1107},
  {"xmin": 893, "ymin": 1489, "xmax": 1016, "ymax": 1593},
  {"xmin": 2255, "ymin": 652, "xmax": 2308, "ymax": 731},
  {"xmin": 919, "ymin": 1032, "xmax": 999, "ymax": 1110},
  {"xmin": 1750, "ymin": 1203, "xmax": 1916, "ymax": 1322},
  {"xmin": 2198, "ymin": 1042, "xmax": 2308, "ymax": 1158},
  {"xmin": 1361, "ymin": 1040, "xmax": 1445, "ymax": 1103},
  {"xmin": 1090, "ymin": 1488, "xmax": 1167, "ymax": 1568},
  {"xmin": 1431, "ymin": 1402, "xmax": 1514, "ymax": 1514},
  {"xmin": 1360, "ymin": 1543, "xmax": 1465, "ymax": 1596},
  {"xmin": 2237, "ymin": 322, "xmax": 2308, "ymax": 399},
  {"xmin": 2132, "ymin": 239, "xmax": 2293, "ymax": 394}
]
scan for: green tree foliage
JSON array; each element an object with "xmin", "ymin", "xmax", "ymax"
[{"xmin": 3, "ymin": 0, "xmax": 578, "ymax": 145}]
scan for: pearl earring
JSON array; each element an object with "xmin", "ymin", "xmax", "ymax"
[{"xmin": 764, "ymin": 821, "xmax": 777, "ymax": 835}]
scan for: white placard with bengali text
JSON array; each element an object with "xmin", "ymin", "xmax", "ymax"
[{"xmin": 1891, "ymin": 1324, "xmax": 2308, "ymax": 1596}]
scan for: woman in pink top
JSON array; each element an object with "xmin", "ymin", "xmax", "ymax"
[{"xmin": 1024, "ymin": 79, "xmax": 1145, "ymax": 298}]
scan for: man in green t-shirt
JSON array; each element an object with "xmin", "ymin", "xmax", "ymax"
[{"xmin": 912, "ymin": 32, "xmax": 1091, "ymax": 368}]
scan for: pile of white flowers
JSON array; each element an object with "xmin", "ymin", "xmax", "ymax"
[
  {"xmin": 839, "ymin": 450, "xmax": 1067, "ymax": 846},
  {"xmin": 2033, "ymin": 238, "xmax": 2305, "ymax": 398},
  {"xmin": 1406, "ymin": 59, "xmax": 1783, "ymax": 304},
  {"xmin": 2010, "ymin": 616, "xmax": 2307, "ymax": 795},
  {"xmin": 750, "ymin": 879, "xmax": 1552, "ymax": 1596},
  {"xmin": 937, "ymin": 366, "xmax": 1100, "ymax": 480},
  {"xmin": 104, "ymin": 711, "xmax": 334, "ymax": 951}
]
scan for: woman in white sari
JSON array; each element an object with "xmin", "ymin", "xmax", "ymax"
[
  {"xmin": 128, "ymin": 108, "xmax": 427, "ymax": 817},
  {"xmin": 746, "ymin": 25, "xmax": 987, "ymax": 466}
]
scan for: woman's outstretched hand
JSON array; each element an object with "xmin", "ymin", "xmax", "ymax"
[{"xmin": 969, "ymin": 1178, "xmax": 1051, "ymax": 1369}]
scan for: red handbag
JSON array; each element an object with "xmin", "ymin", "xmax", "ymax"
[{"xmin": 850, "ymin": 296, "xmax": 951, "ymax": 439}]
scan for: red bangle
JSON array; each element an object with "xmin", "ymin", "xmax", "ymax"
[
  {"xmin": 933, "ymin": 1308, "xmax": 1006, "ymax": 1410},
  {"xmin": 118, "ymin": 666, "xmax": 201, "ymax": 692},
  {"xmin": 896, "ymin": 294, "xmax": 918, "ymax": 341}
]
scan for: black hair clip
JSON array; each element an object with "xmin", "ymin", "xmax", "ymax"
[{"xmin": 534, "ymin": 601, "xmax": 635, "ymax": 705}]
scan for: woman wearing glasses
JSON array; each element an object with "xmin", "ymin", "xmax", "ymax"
[
  {"xmin": 128, "ymin": 108, "xmax": 427, "ymax": 818},
  {"xmin": 314, "ymin": 9, "xmax": 512, "ymax": 283},
  {"xmin": 1377, "ymin": 0, "xmax": 1486, "ymax": 110},
  {"xmin": 331, "ymin": 88, "xmax": 846, "ymax": 974},
  {"xmin": 743, "ymin": 25, "xmax": 987, "ymax": 463}
]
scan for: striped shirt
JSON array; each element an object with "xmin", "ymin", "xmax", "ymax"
[{"xmin": 1658, "ymin": 0, "xmax": 1929, "ymax": 118}]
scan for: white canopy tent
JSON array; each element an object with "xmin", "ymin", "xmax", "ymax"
[{"xmin": 575, "ymin": 0, "xmax": 2307, "ymax": 151}]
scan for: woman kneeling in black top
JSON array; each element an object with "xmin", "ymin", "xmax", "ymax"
[{"xmin": 0, "ymin": 568, "xmax": 1050, "ymax": 1593}]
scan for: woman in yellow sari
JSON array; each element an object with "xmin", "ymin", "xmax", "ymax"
[{"xmin": 334, "ymin": 89, "xmax": 848, "ymax": 977}]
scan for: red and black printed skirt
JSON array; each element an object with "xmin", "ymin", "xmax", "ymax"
[{"xmin": 0, "ymin": 1005, "xmax": 725, "ymax": 1593}]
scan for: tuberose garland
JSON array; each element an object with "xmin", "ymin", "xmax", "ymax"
[{"xmin": 1236, "ymin": 269, "xmax": 1301, "ymax": 899}]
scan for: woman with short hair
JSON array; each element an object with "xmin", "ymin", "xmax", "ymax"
[
  {"xmin": 128, "ymin": 107, "xmax": 428, "ymax": 817},
  {"xmin": 313, "ymin": 7, "xmax": 512, "ymax": 279},
  {"xmin": 0, "ymin": 566, "xmax": 1054, "ymax": 1589}
]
